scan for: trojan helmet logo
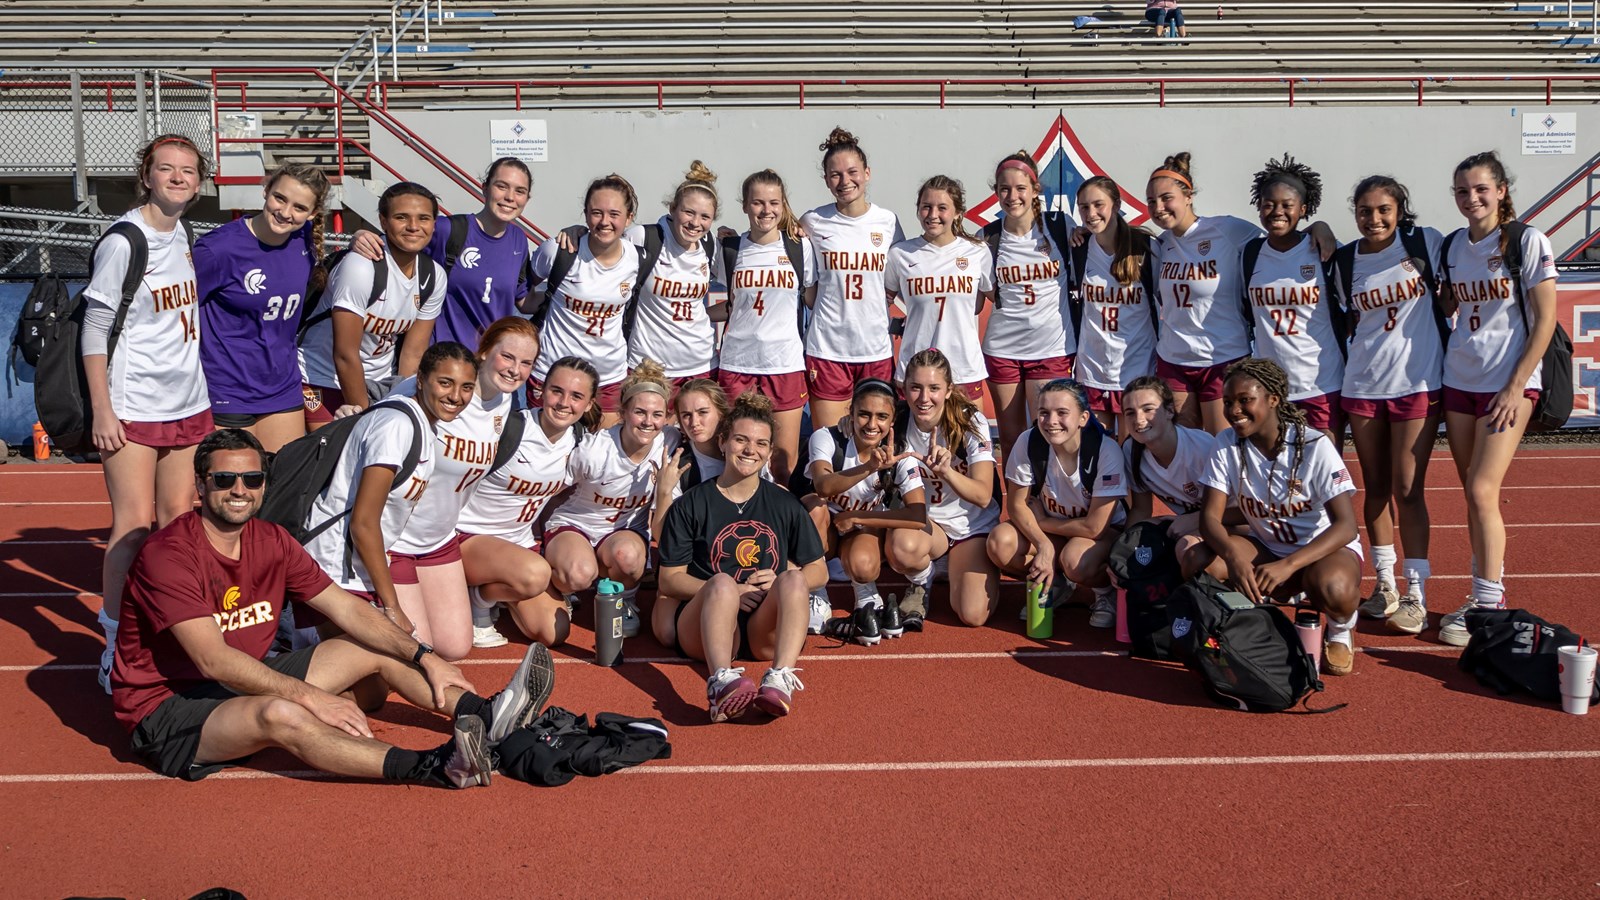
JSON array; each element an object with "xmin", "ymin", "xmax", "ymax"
[
  {"xmin": 955, "ymin": 257, "xmax": 968, "ymax": 271},
  {"xmin": 735, "ymin": 538, "xmax": 761, "ymax": 568},
  {"xmin": 243, "ymin": 268, "xmax": 267, "ymax": 295},
  {"xmin": 222, "ymin": 586, "xmax": 241, "ymax": 611},
  {"xmin": 460, "ymin": 247, "xmax": 482, "ymax": 269},
  {"xmin": 709, "ymin": 519, "xmax": 779, "ymax": 581}
]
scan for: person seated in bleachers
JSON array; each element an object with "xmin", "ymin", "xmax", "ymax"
[{"xmin": 1146, "ymin": 0, "xmax": 1189, "ymax": 38}]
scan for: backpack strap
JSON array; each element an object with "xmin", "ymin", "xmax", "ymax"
[
  {"xmin": 527, "ymin": 237, "xmax": 580, "ymax": 326},
  {"xmin": 893, "ymin": 403, "xmax": 912, "ymax": 457},
  {"xmin": 720, "ymin": 234, "xmax": 742, "ymax": 306},
  {"xmin": 1026, "ymin": 427, "xmax": 1050, "ymax": 500},
  {"xmin": 621, "ymin": 225, "xmax": 663, "ymax": 341},
  {"xmin": 1437, "ymin": 228, "xmax": 1461, "ymax": 311},
  {"xmin": 1501, "ymin": 220, "xmax": 1531, "ymax": 318},
  {"xmin": 780, "ymin": 231, "xmax": 807, "ymax": 334},
  {"xmin": 1078, "ymin": 415, "xmax": 1104, "ymax": 496},
  {"xmin": 442, "ymin": 214, "xmax": 471, "ymax": 272},
  {"xmin": 338, "ymin": 398, "xmax": 425, "ymax": 581},
  {"xmin": 1392, "ymin": 225, "xmax": 1449, "ymax": 350},
  {"xmin": 1318, "ymin": 255, "xmax": 1351, "ymax": 358},
  {"xmin": 828, "ymin": 425, "xmax": 847, "ymax": 475},
  {"xmin": 981, "ymin": 222, "xmax": 1003, "ymax": 307},
  {"xmin": 100, "ymin": 221, "xmax": 148, "ymax": 364},
  {"xmin": 1330, "ymin": 242, "xmax": 1358, "ymax": 319},
  {"xmin": 679, "ymin": 443, "xmax": 703, "ymax": 491},
  {"xmin": 1140, "ymin": 252, "xmax": 1160, "ymax": 337},
  {"xmin": 487, "ymin": 406, "xmax": 528, "ymax": 479},
  {"xmin": 1066, "ymin": 236, "xmax": 1091, "ymax": 342},
  {"xmin": 1240, "ymin": 235, "xmax": 1266, "ymax": 343}
]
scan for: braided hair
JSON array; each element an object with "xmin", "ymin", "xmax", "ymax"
[
  {"xmin": 1249, "ymin": 154, "xmax": 1323, "ymax": 217},
  {"xmin": 1223, "ymin": 357, "xmax": 1309, "ymax": 506}
]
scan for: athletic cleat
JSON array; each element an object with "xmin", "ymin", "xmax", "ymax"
[
  {"xmin": 443, "ymin": 714, "xmax": 492, "ymax": 788},
  {"xmin": 1387, "ymin": 599, "xmax": 1428, "ymax": 636},
  {"xmin": 822, "ymin": 605, "xmax": 882, "ymax": 646},
  {"xmin": 878, "ymin": 594, "xmax": 904, "ymax": 639},
  {"xmin": 484, "ymin": 642, "xmax": 555, "ymax": 745},
  {"xmin": 898, "ymin": 584, "xmax": 928, "ymax": 632},
  {"xmin": 621, "ymin": 600, "xmax": 641, "ymax": 639},
  {"xmin": 1088, "ymin": 587, "xmax": 1117, "ymax": 629},
  {"xmin": 707, "ymin": 667, "xmax": 758, "ymax": 723},
  {"xmin": 807, "ymin": 589, "xmax": 831, "ymax": 635},
  {"xmin": 1322, "ymin": 641, "xmax": 1355, "ymax": 677},
  {"xmin": 472, "ymin": 624, "xmax": 509, "ymax": 649},
  {"xmin": 753, "ymin": 666, "xmax": 805, "ymax": 717},
  {"xmin": 1360, "ymin": 585, "xmax": 1401, "ymax": 620}
]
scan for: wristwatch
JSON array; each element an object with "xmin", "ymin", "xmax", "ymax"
[{"xmin": 412, "ymin": 642, "xmax": 434, "ymax": 665}]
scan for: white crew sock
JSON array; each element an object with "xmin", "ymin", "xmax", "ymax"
[
  {"xmin": 1471, "ymin": 576, "xmax": 1505, "ymax": 609},
  {"xmin": 1372, "ymin": 544, "xmax": 1397, "ymax": 590},
  {"xmin": 907, "ymin": 564, "xmax": 933, "ymax": 588},
  {"xmin": 1325, "ymin": 612, "xmax": 1356, "ymax": 648},
  {"xmin": 1403, "ymin": 558, "xmax": 1430, "ymax": 606},
  {"xmin": 98, "ymin": 606, "xmax": 119, "ymax": 644},
  {"xmin": 851, "ymin": 580, "xmax": 882, "ymax": 610}
]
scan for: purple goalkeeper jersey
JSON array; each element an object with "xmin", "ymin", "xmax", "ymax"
[
  {"xmin": 196, "ymin": 218, "xmax": 317, "ymax": 415},
  {"xmin": 427, "ymin": 213, "xmax": 532, "ymax": 348}
]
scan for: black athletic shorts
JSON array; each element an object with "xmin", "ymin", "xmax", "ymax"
[
  {"xmin": 128, "ymin": 646, "xmax": 316, "ymax": 781},
  {"xmin": 211, "ymin": 404, "xmax": 304, "ymax": 429},
  {"xmin": 672, "ymin": 595, "xmax": 762, "ymax": 661}
]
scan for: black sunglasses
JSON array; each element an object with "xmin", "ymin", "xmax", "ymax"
[{"xmin": 206, "ymin": 470, "xmax": 266, "ymax": 490}]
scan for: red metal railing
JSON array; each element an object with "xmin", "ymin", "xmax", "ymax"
[{"xmin": 366, "ymin": 73, "xmax": 1600, "ymax": 111}]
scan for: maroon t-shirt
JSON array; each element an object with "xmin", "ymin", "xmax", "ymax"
[{"xmin": 111, "ymin": 511, "xmax": 334, "ymax": 732}]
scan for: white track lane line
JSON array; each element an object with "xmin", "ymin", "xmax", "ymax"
[{"xmin": 3, "ymin": 749, "xmax": 1598, "ymax": 784}]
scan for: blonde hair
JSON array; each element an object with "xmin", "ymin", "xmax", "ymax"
[
  {"xmin": 670, "ymin": 160, "xmax": 719, "ymax": 216},
  {"xmin": 619, "ymin": 357, "xmax": 670, "ymax": 409}
]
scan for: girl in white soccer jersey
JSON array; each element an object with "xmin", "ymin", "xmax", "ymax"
[
  {"xmin": 627, "ymin": 161, "xmax": 724, "ymax": 384},
  {"xmin": 1333, "ymin": 175, "xmax": 1445, "ymax": 637},
  {"xmin": 980, "ymin": 151, "xmax": 1079, "ymax": 460},
  {"xmin": 804, "ymin": 379, "xmax": 927, "ymax": 646},
  {"xmin": 714, "ymin": 168, "xmax": 817, "ymax": 485},
  {"xmin": 526, "ymin": 173, "xmax": 644, "ymax": 425},
  {"xmin": 1122, "ymin": 376, "xmax": 1223, "ymax": 567},
  {"xmin": 197, "ymin": 162, "xmax": 329, "ymax": 453},
  {"xmin": 543, "ymin": 359, "xmax": 677, "ymax": 638},
  {"xmin": 1146, "ymin": 153, "xmax": 1339, "ymax": 434},
  {"xmin": 84, "ymin": 134, "xmax": 212, "ymax": 692},
  {"xmin": 1074, "ymin": 176, "xmax": 1158, "ymax": 433},
  {"xmin": 986, "ymin": 379, "xmax": 1125, "ymax": 629},
  {"xmin": 459, "ymin": 354, "xmax": 600, "ymax": 650},
  {"xmin": 298, "ymin": 182, "xmax": 446, "ymax": 426},
  {"xmin": 801, "ymin": 127, "xmax": 906, "ymax": 432},
  {"xmin": 1195, "ymin": 358, "xmax": 1362, "ymax": 675},
  {"xmin": 382, "ymin": 321, "xmax": 528, "ymax": 660},
  {"xmin": 885, "ymin": 349, "xmax": 1002, "ymax": 629},
  {"xmin": 1436, "ymin": 151, "xmax": 1560, "ymax": 647},
  {"xmin": 300, "ymin": 343, "xmax": 478, "ymax": 642},
  {"xmin": 1243, "ymin": 155, "xmax": 1346, "ymax": 438},
  {"xmin": 884, "ymin": 175, "xmax": 994, "ymax": 400}
]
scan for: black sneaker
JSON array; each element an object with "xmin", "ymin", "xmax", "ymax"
[
  {"xmin": 879, "ymin": 594, "xmax": 904, "ymax": 639},
  {"xmin": 822, "ymin": 604, "xmax": 882, "ymax": 646},
  {"xmin": 898, "ymin": 584, "xmax": 928, "ymax": 632}
]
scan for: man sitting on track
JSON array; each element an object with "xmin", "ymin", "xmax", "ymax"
[{"xmin": 110, "ymin": 428, "xmax": 556, "ymax": 787}]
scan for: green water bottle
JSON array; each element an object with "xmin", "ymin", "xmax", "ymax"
[{"xmin": 1026, "ymin": 580, "xmax": 1053, "ymax": 639}]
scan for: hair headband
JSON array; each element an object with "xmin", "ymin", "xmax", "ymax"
[
  {"xmin": 622, "ymin": 381, "xmax": 669, "ymax": 405},
  {"xmin": 852, "ymin": 378, "xmax": 897, "ymax": 400},
  {"xmin": 1150, "ymin": 169, "xmax": 1193, "ymax": 190},
  {"xmin": 997, "ymin": 159, "xmax": 1037, "ymax": 178},
  {"xmin": 1260, "ymin": 172, "xmax": 1307, "ymax": 201}
]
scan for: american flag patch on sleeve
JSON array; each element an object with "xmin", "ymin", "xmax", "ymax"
[
  {"xmin": 1332, "ymin": 468, "xmax": 1352, "ymax": 487},
  {"xmin": 1101, "ymin": 473, "xmax": 1122, "ymax": 488}
]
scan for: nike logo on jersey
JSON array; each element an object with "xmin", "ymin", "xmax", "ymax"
[{"xmin": 244, "ymin": 268, "xmax": 267, "ymax": 295}]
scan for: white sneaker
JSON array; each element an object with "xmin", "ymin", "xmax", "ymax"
[
  {"xmin": 620, "ymin": 600, "xmax": 641, "ymax": 638},
  {"xmin": 1088, "ymin": 588, "xmax": 1117, "ymax": 629},
  {"xmin": 1437, "ymin": 600, "xmax": 1476, "ymax": 647},
  {"xmin": 472, "ymin": 624, "xmax": 508, "ymax": 649},
  {"xmin": 97, "ymin": 650, "xmax": 112, "ymax": 695},
  {"xmin": 807, "ymin": 589, "xmax": 831, "ymax": 634}
]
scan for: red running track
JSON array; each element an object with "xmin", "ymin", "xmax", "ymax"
[{"xmin": 1, "ymin": 449, "xmax": 1598, "ymax": 897}]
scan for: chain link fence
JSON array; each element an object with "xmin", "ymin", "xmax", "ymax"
[{"xmin": 0, "ymin": 71, "xmax": 214, "ymax": 177}]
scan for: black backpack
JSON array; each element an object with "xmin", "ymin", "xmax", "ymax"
[
  {"xmin": 11, "ymin": 273, "xmax": 69, "ymax": 369},
  {"xmin": 33, "ymin": 221, "xmax": 192, "ymax": 454},
  {"xmin": 1167, "ymin": 573, "xmax": 1341, "ymax": 713},
  {"xmin": 1439, "ymin": 222, "xmax": 1573, "ymax": 431},
  {"xmin": 1106, "ymin": 519, "xmax": 1183, "ymax": 661},
  {"xmin": 1026, "ymin": 415, "xmax": 1113, "ymax": 507},
  {"xmin": 722, "ymin": 230, "xmax": 807, "ymax": 336},
  {"xmin": 1458, "ymin": 608, "xmax": 1596, "ymax": 704},
  {"xmin": 1241, "ymin": 234, "xmax": 1349, "ymax": 355},
  {"xmin": 1328, "ymin": 225, "xmax": 1450, "ymax": 351},
  {"xmin": 296, "ymin": 247, "xmax": 439, "ymax": 342},
  {"xmin": 257, "ymin": 399, "xmax": 423, "ymax": 578},
  {"xmin": 529, "ymin": 226, "xmax": 652, "ymax": 337}
]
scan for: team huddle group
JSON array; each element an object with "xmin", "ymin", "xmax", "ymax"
[{"xmin": 85, "ymin": 127, "xmax": 1558, "ymax": 784}]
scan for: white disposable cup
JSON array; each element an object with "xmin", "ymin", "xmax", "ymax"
[{"xmin": 1557, "ymin": 645, "xmax": 1597, "ymax": 715}]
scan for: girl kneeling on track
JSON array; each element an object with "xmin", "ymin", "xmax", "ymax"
[
  {"xmin": 382, "ymin": 319, "xmax": 527, "ymax": 660},
  {"xmin": 1436, "ymin": 151, "xmax": 1559, "ymax": 647},
  {"xmin": 1333, "ymin": 175, "xmax": 1445, "ymax": 636},
  {"xmin": 301, "ymin": 343, "xmax": 477, "ymax": 645},
  {"xmin": 1191, "ymin": 358, "xmax": 1363, "ymax": 676},
  {"xmin": 886, "ymin": 349, "xmax": 1002, "ymax": 628},
  {"xmin": 657, "ymin": 392, "xmax": 826, "ymax": 723},
  {"xmin": 541, "ymin": 358, "xmax": 676, "ymax": 638},
  {"xmin": 1122, "ymin": 376, "xmax": 1224, "ymax": 566},
  {"xmin": 986, "ymin": 378, "xmax": 1125, "ymax": 629},
  {"xmin": 458, "ymin": 355, "xmax": 598, "ymax": 649},
  {"xmin": 1242, "ymin": 155, "xmax": 1346, "ymax": 440},
  {"xmin": 802, "ymin": 378, "xmax": 927, "ymax": 645},
  {"xmin": 1073, "ymin": 175, "xmax": 1158, "ymax": 435}
]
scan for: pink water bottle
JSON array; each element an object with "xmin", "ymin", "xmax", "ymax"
[
  {"xmin": 1115, "ymin": 587, "xmax": 1131, "ymax": 644},
  {"xmin": 1294, "ymin": 610, "xmax": 1323, "ymax": 670}
]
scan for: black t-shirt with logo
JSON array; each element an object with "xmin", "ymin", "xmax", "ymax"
[{"xmin": 659, "ymin": 479, "xmax": 824, "ymax": 583}]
